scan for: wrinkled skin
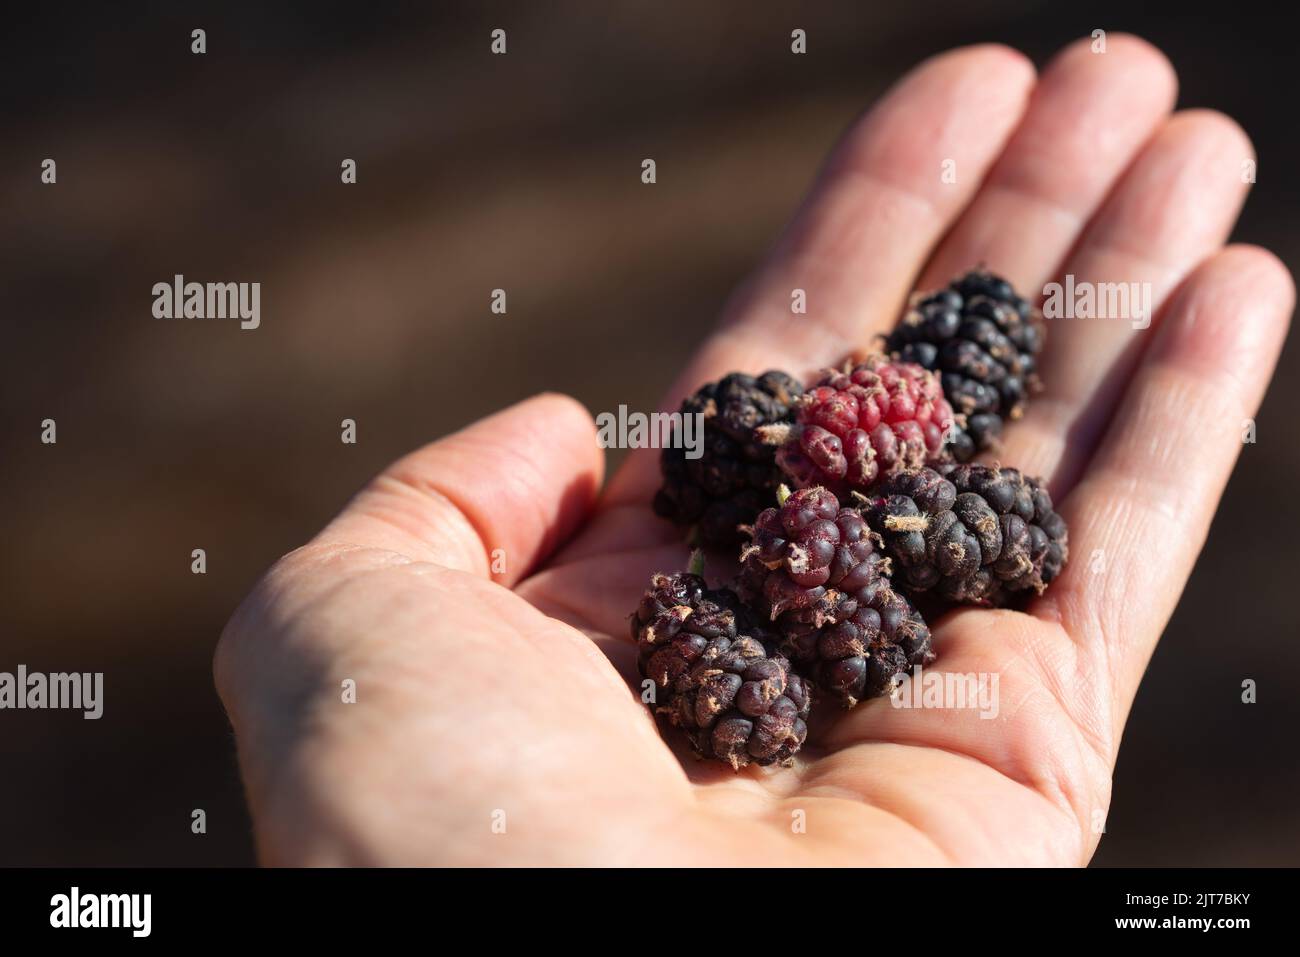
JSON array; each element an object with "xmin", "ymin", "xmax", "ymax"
[{"xmin": 215, "ymin": 36, "xmax": 1292, "ymax": 865}]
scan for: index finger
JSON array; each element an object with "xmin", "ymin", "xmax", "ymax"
[{"xmin": 604, "ymin": 45, "xmax": 1036, "ymax": 507}]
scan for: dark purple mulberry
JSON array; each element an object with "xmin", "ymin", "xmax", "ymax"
[
  {"xmin": 653, "ymin": 371, "xmax": 803, "ymax": 547},
  {"xmin": 738, "ymin": 487, "xmax": 934, "ymax": 708},
  {"xmin": 886, "ymin": 269, "xmax": 1044, "ymax": 461},
  {"xmin": 866, "ymin": 464, "xmax": 1069, "ymax": 606},
  {"xmin": 631, "ymin": 569, "xmax": 810, "ymax": 769}
]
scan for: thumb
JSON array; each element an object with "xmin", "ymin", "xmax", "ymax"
[{"xmin": 317, "ymin": 393, "xmax": 603, "ymax": 586}]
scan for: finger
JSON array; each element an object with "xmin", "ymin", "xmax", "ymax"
[
  {"xmin": 317, "ymin": 393, "xmax": 603, "ymax": 585},
  {"xmin": 999, "ymin": 110, "xmax": 1256, "ymax": 489},
  {"xmin": 604, "ymin": 44, "xmax": 1036, "ymax": 507},
  {"xmin": 1048, "ymin": 246, "xmax": 1293, "ymax": 725},
  {"xmin": 917, "ymin": 34, "xmax": 1177, "ymax": 294},
  {"xmin": 702, "ymin": 44, "xmax": 1037, "ymax": 377}
]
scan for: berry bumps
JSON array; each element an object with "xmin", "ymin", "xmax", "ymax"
[
  {"xmin": 654, "ymin": 370, "xmax": 803, "ymax": 547},
  {"xmin": 866, "ymin": 464, "xmax": 1068, "ymax": 606},
  {"xmin": 631, "ymin": 570, "xmax": 811, "ymax": 768},
  {"xmin": 632, "ymin": 264, "xmax": 1067, "ymax": 768},
  {"xmin": 765, "ymin": 356, "xmax": 955, "ymax": 496},
  {"xmin": 886, "ymin": 269, "xmax": 1044, "ymax": 461},
  {"xmin": 738, "ymin": 487, "xmax": 934, "ymax": 708}
]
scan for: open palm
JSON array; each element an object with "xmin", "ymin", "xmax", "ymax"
[{"xmin": 215, "ymin": 36, "xmax": 1292, "ymax": 865}]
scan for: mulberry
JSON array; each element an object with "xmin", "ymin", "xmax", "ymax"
[
  {"xmin": 764, "ymin": 356, "xmax": 954, "ymax": 497},
  {"xmin": 886, "ymin": 269, "xmax": 1044, "ymax": 461},
  {"xmin": 631, "ymin": 568, "xmax": 811, "ymax": 768},
  {"xmin": 738, "ymin": 487, "xmax": 934, "ymax": 707},
  {"xmin": 653, "ymin": 370, "xmax": 803, "ymax": 547},
  {"xmin": 866, "ymin": 464, "xmax": 1069, "ymax": 606}
]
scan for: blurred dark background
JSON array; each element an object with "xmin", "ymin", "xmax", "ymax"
[{"xmin": 1, "ymin": 1, "xmax": 1295, "ymax": 866}]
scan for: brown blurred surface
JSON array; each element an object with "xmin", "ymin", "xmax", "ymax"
[{"xmin": 1, "ymin": 2, "xmax": 1296, "ymax": 866}]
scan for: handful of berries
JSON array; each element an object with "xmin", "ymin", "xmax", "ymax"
[{"xmin": 637, "ymin": 269, "xmax": 1069, "ymax": 769}]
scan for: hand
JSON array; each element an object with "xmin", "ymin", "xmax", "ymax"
[{"xmin": 215, "ymin": 36, "xmax": 1292, "ymax": 865}]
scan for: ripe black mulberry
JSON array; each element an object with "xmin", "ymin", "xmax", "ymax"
[
  {"xmin": 653, "ymin": 370, "xmax": 803, "ymax": 547},
  {"xmin": 886, "ymin": 269, "xmax": 1044, "ymax": 461},
  {"xmin": 866, "ymin": 464, "xmax": 1068, "ymax": 606},
  {"xmin": 631, "ymin": 569, "xmax": 811, "ymax": 768}
]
